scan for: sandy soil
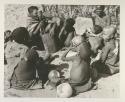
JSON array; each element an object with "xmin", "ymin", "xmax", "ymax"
[{"xmin": 4, "ymin": 50, "xmax": 120, "ymax": 98}]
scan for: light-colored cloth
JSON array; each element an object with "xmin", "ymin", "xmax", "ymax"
[{"xmin": 74, "ymin": 17, "xmax": 94, "ymax": 35}]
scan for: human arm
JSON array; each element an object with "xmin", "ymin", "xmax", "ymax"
[
  {"xmin": 49, "ymin": 23, "xmax": 57, "ymax": 37},
  {"xmin": 91, "ymin": 50, "xmax": 102, "ymax": 64},
  {"xmin": 58, "ymin": 27, "xmax": 65, "ymax": 39},
  {"xmin": 91, "ymin": 12, "xmax": 96, "ymax": 26},
  {"xmin": 64, "ymin": 31, "xmax": 74, "ymax": 47},
  {"xmin": 100, "ymin": 44, "xmax": 110, "ymax": 63},
  {"xmin": 61, "ymin": 47, "xmax": 76, "ymax": 61},
  {"xmin": 105, "ymin": 16, "xmax": 111, "ymax": 26},
  {"xmin": 32, "ymin": 21, "xmax": 44, "ymax": 35}
]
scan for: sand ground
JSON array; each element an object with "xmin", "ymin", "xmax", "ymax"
[{"xmin": 4, "ymin": 50, "xmax": 120, "ymax": 98}]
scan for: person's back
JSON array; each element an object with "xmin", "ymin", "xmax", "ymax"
[
  {"xmin": 14, "ymin": 59, "xmax": 36, "ymax": 80},
  {"xmin": 13, "ymin": 48, "xmax": 39, "ymax": 81},
  {"xmin": 70, "ymin": 41, "xmax": 91, "ymax": 82},
  {"xmin": 59, "ymin": 18, "xmax": 75, "ymax": 47},
  {"xmin": 10, "ymin": 48, "xmax": 43, "ymax": 90}
]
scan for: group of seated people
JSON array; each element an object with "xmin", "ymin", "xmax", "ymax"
[{"xmin": 4, "ymin": 5, "xmax": 119, "ymax": 97}]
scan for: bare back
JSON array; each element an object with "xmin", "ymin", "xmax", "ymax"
[{"xmin": 70, "ymin": 56, "xmax": 91, "ymax": 83}]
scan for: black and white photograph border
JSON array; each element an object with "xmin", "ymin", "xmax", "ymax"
[{"xmin": 0, "ymin": 0, "xmax": 125, "ymax": 102}]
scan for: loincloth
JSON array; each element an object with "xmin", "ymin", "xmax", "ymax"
[{"xmin": 68, "ymin": 78, "xmax": 92, "ymax": 94}]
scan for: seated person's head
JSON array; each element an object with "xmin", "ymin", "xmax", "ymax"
[
  {"xmin": 102, "ymin": 26, "xmax": 117, "ymax": 41},
  {"xmin": 86, "ymin": 25, "xmax": 103, "ymax": 37},
  {"xmin": 53, "ymin": 17, "xmax": 62, "ymax": 26},
  {"xmin": 4, "ymin": 30, "xmax": 12, "ymax": 42},
  {"xmin": 25, "ymin": 48, "xmax": 39, "ymax": 63},
  {"xmin": 72, "ymin": 36, "xmax": 91, "ymax": 58},
  {"xmin": 89, "ymin": 37, "xmax": 104, "ymax": 55},
  {"xmin": 94, "ymin": 5, "xmax": 105, "ymax": 17},
  {"xmin": 64, "ymin": 18, "xmax": 75, "ymax": 31},
  {"xmin": 11, "ymin": 27, "xmax": 30, "ymax": 45},
  {"xmin": 93, "ymin": 25, "xmax": 103, "ymax": 34},
  {"xmin": 28, "ymin": 6, "xmax": 38, "ymax": 17},
  {"xmin": 96, "ymin": 5, "xmax": 105, "ymax": 11}
]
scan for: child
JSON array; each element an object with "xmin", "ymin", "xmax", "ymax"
[
  {"xmin": 26, "ymin": 6, "xmax": 44, "ymax": 50},
  {"xmin": 59, "ymin": 18, "xmax": 75, "ymax": 47},
  {"xmin": 92, "ymin": 5, "xmax": 111, "ymax": 28},
  {"xmin": 10, "ymin": 48, "xmax": 43, "ymax": 90},
  {"xmin": 95, "ymin": 26, "xmax": 119, "ymax": 74},
  {"xmin": 61, "ymin": 36, "xmax": 93, "ymax": 94},
  {"xmin": 4, "ymin": 27, "xmax": 43, "ymax": 90}
]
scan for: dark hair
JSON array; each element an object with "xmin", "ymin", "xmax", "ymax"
[
  {"xmin": 11, "ymin": 27, "xmax": 30, "ymax": 45},
  {"xmin": 96, "ymin": 5, "xmax": 105, "ymax": 11},
  {"xmin": 66, "ymin": 18, "xmax": 75, "ymax": 26},
  {"xmin": 28, "ymin": 6, "xmax": 38, "ymax": 14},
  {"xmin": 94, "ymin": 25, "xmax": 103, "ymax": 34},
  {"xmin": 25, "ymin": 48, "xmax": 39, "ymax": 63}
]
